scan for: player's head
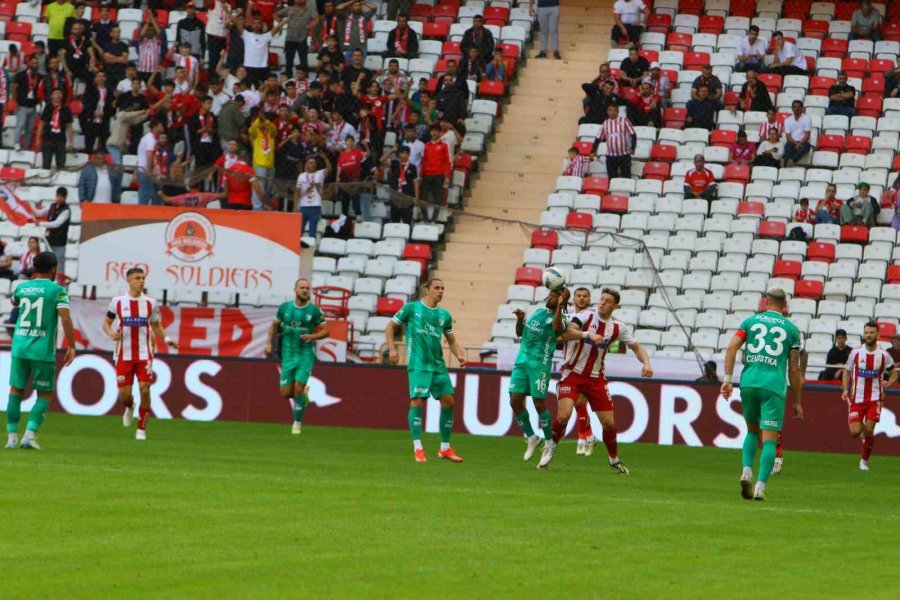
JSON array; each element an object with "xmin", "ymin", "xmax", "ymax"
[
  {"xmin": 545, "ymin": 288, "xmax": 565, "ymax": 310},
  {"xmin": 863, "ymin": 321, "xmax": 879, "ymax": 348},
  {"xmin": 33, "ymin": 251, "xmax": 58, "ymax": 280},
  {"xmin": 764, "ymin": 287, "xmax": 787, "ymax": 312},
  {"xmin": 598, "ymin": 287, "xmax": 620, "ymax": 317},
  {"xmin": 294, "ymin": 278, "xmax": 311, "ymax": 303},
  {"xmin": 420, "ymin": 278, "xmax": 444, "ymax": 304},
  {"xmin": 126, "ymin": 267, "xmax": 146, "ymax": 293},
  {"xmin": 573, "ymin": 287, "xmax": 591, "ymax": 311}
]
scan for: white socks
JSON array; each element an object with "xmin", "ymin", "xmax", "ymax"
[
  {"xmin": 23, "ymin": 430, "xmax": 35, "ymax": 441},
  {"xmin": 742, "ymin": 466, "xmax": 753, "ymax": 479},
  {"xmin": 440, "ymin": 442, "xmax": 450, "ymax": 451},
  {"xmin": 412, "ymin": 440, "xmax": 423, "ymax": 451}
]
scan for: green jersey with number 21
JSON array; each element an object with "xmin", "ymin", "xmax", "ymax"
[
  {"xmin": 11, "ymin": 279, "xmax": 70, "ymax": 362},
  {"xmin": 738, "ymin": 311, "xmax": 801, "ymax": 398}
]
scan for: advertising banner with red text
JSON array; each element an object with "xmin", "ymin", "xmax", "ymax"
[
  {"xmin": 5, "ymin": 355, "xmax": 896, "ymax": 456},
  {"xmin": 78, "ymin": 204, "xmax": 302, "ymax": 293}
]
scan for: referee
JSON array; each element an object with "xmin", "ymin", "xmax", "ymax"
[{"xmin": 589, "ymin": 104, "xmax": 636, "ymax": 179}]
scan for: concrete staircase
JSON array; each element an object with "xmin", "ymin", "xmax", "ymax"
[{"xmin": 435, "ymin": 0, "xmax": 613, "ymax": 355}]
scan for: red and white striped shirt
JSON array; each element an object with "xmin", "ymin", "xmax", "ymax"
[
  {"xmin": 758, "ymin": 119, "xmax": 784, "ymax": 141},
  {"xmin": 563, "ymin": 155, "xmax": 591, "ymax": 177},
  {"xmin": 597, "ymin": 115, "xmax": 635, "ymax": 157},
  {"xmin": 562, "ymin": 308, "xmax": 635, "ymax": 379},
  {"xmin": 107, "ymin": 294, "xmax": 161, "ymax": 363},
  {"xmin": 138, "ymin": 37, "xmax": 162, "ymax": 73},
  {"xmin": 845, "ymin": 346, "xmax": 894, "ymax": 404}
]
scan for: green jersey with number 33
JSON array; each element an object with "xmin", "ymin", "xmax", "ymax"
[
  {"xmin": 11, "ymin": 278, "xmax": 70, "ymax": 362},
  {"xmin": 738, "ymin": 311, "xmax": 801, "ymax": 398}
]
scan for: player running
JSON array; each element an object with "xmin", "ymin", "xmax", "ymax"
[
  {"xmin": 539, "ymin": 288, "xmax": 654, "ymax": 472},
  {"xmin": 5, "ymin": 251, "xmax": 76, "ymax": 450},
  {"xmin": 568, "ymin": 287, "xmax": 597, "ymax": 456},
  {"xmin": 842, "ymin": 321, "xmax": 897, "ymax": 471},
  {"xmin": 722, "ymin": 288, "xmax": 804, "ymax": 501},
  {"xmin": 385, "ymin": 279, "xmax": 466, "ymax": 463},
  {"xmin": 103, "ymin": 267, "xmax": 178, "ymax": 440},
  {"xmin": 509, "ymin": 287, "xmax": 569, "ymax": 461},
  {"xmin": 265, "ymin": 279, "xmax": 330, "ymax": 435}
]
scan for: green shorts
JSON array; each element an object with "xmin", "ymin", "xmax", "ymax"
[
  {"xmin": 280, "ymin": 355, "xmax": 314, "ymax": 388},
  {"xmin": 9, "ymin": 358, "xmax": 56, "ymax": 393},
  {"xmin": 509, "ymin": 364, "xmax": 551, "ymax": 399},
  {"xmin": 741, "ymin": 386, "xmax": 786, "ymax": 432},
  {"xmin": 408, "ymin": 369, "xmax": 455, "ymax": 400}
]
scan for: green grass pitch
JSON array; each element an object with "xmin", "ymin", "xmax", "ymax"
[{"xmin": 3, "ymin": 414, "xmax": 899, "ymax": 599}]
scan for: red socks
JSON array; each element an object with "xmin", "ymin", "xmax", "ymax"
[
  {"xmin": 862, "ymin": 436, "xmax": 874, "ymax": 461},
  {"xmin": 138, "ymin": 407, "xmax": 151, "ymax": 431},
  {"xmin": 575, "ymin": 403, "xmax": 592, "ymax": 439},
  {"xmin": 776, "ymin": 432, "xmax": 783, "ymax": 459},
  {"xmin": 602, "ymin": 427, "xmax": 618, "ymax": 461},
  {"xmin": 551, "ymin": 418, "xmax": 567, "ymax": 444}
]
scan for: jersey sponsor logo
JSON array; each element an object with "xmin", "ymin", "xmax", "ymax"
[
  {"xmin": 763, "ymin": 419, "xmax": 779, "ymax": 427},
  {"xmin": 857, "ymin": 368, "xmax": 880, "ymax": 379},
  {"xmin": 165, "ymin": 212, "xmax": 216, "ymax": 262},
  {"xmin": 413, "ymin": 386, "xmax": 430, "ymax": 394},
  {"xmin": 413, "ymin": 323, "xmax": 442, "ymax": 338},
  {"xmin": 558, "ymin": 385, "xmax": 572, "ymax": 394},
  {"xmin": 122, "ymin": 316, "xmax": 149, "ymax": 327}
]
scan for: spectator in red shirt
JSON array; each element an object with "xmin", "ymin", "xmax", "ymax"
[
  {"xmin": 419, "ymin": 124, "xmax": 451, "ymax": 223},
  {"xmin": 627, "ymin": 81, "xmax": 661, "ymax": 128},
  {"xmin": 793, "ymin": 198, "xmax": 815, "ymax": 223},
  {"xmin": 247, "ymin": 0, "xmax": 280, "ymax": 27},
  {"xmin": 815, "ymin": 184, "xmax": 843, "ymax": 224},
  {"xmin": 683, "ymin": 154, "xmax": 718, "ymax": 210},
  {"xmin": 728, "ymin": 129, "xmax": 756, "ymax": 165},
  {"xmin": 336, "ymin": 135, "xmax": 371, "ymax": 220}
]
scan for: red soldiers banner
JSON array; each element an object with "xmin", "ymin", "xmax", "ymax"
[
  {"xmin": 78, "ymin": 204, "xmax": 302, "ymax": 293},
  {"xmin": 7, "ymin": 354, "xmax": 897, "ymax": 456}
]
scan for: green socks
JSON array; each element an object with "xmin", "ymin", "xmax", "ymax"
[
  {"xmin": 439, "ymin": 407, "xmax": 453, "ymax": 444},
  {"xmin": 293, "ymin": 394, "xmax": 308, "ymax": 423},
  {"xmin": 742, "ymin": 430, "xmax": 760, "ymax": 469},
  {"xmin": 408, "ymin": 405, "xmax": 423, "ymax": 441},
  {"xmin": 539, "ymin": 409, "xmax": 553, "ymax": 441},
  {"xmin": 514, "ymin": 410, "xmax": 535, "ymax": 437},
  {"xmin": 6, "ymin": 393, "xmax": 21, "ymax": 434},
  {"xmin": 759, "ymin": 439, "xmax": 777, "ymax": 483},
  {"xmin": 26, "ymin": 398, "xmax": 49, "ymax": 433}
]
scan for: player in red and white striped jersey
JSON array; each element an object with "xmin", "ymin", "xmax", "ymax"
[
  {"xmin": 565, "ymin": 287, "xmax": 597, "ymax": 456},
  {"xmin": 841, "ymin": 322, "xmax": 897, "ymax": 470},
  {"xmin": 102, "ymin": 268, "xmax": 178, "ymax": 441},
  {"xmin": 538, "ymin": 288, "xmax": 654, "ymax": 472}
]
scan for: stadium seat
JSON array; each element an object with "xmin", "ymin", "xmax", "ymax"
[
  {"xmin": 565, "ymin": 212, "xmax": 593, "ymax": 232},
  {"xmin": 601, "ymin": 195, "xmax": 629, "ymax": 214},
  {"xmin": 807, "ymin": 242, "xmax": 836, "ymax": 263},
  {"xmin": 642, "ymin": 162, "xmax": 671, "ymax": 181},
  {"xmin": 887, "ymin": 265, "xmax": 900, "ymax": 284},
  {"xmin": 514, "ymin": 267, "xmax": 542, "ymax": 287},
  {"xmin": 581, "ymin": 177, "xmax": 608, "ymax": 195},
  {"xmin": 840, "ymin": 225, "xmax": 869, "ymax": 245},
  {"xmin": 724, "ymin": 165, "xmax": 750, "ymax": 185},
  {"xmin": 794, "ymin": 280, "xmax": 824, "ymax": 300},
  {"xmin": 758, "ymin": 221, "xmax": 786, "ymax": 239},
  {"xmin": 531, "ymin": 229, "xmax": 558, "ymax": 250}
]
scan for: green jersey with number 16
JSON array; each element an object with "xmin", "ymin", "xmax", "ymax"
[
  {"xmin": 12, "ymin": 278, "xmax": 70, "ymax": 362},
  {"xmin": 514, "ymin": 307, "xmax": 565, "ymax": 371},
  {"xmin": 737, "ymin": 311, "xmax": 801, "ymax": 398}
]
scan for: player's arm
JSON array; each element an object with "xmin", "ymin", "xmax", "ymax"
[
  {"xmin": 265, "ymin": 318, "xmax": 281, "ymax": 357},
  {"xmin": 627, "ymin": 341, "xmax": 653, "ymax": 377},
  {"xmin": 552, "ymin": 288, "xmax": 570, "ymax": 335},
  {"xmin": 788, "ymin": 347, "xmax": 804, "ymax": 420},
  {"xmin": 841, "ymin": 350, "xmax": 855, "ymax": 402},
  {"xmin": 444, "ymin": 331, "xmax": 465, "ymax": 367},
  {"xmin": 102, "ymin": 313, "xmax": 120, "ymax": 341},
  {"xmin": 385, "ymin": 319, "xmax": 400, "ymax": 364},
  {"xmin": 151, "ymin": 320, "xmax": 178, "ymax": 350},
  {"xmin": 721, "ymin": 332, "xmax": 745, "ymax": 400},
  {"xmin": 58, "ymin": 307, "xmax": 77, "ymax": 366},
  {"xmin": 301, "ymin": 322, "xmax": 330, "ymax": 343},
  {"xmin": 886, "ymin": 364, "xmax": 898, "ymax": 389},
  {"xmin": 558, "ymin": 320, "xmax": 585, "ymax": 341},
  {"xmin": 514, "ymin": 308, "xmax": 525, "ymax": 337}
]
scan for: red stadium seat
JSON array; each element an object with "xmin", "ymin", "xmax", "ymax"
[
  {"xmin": 410, "ymin": 4, "xmax": 432, "ymax": 19},
  {"xmin": 710, "ymin": 130, "xmax": 737, "ymax": 147},
  {"xmin": 376, "ymin": 297, "xmax": 404, "ymax": 317},
  {"xmin": 855, "ymin": 95, "xmax": 882, "ymax": 118},
  {"xmin": 822, "ymin": 39, "xmax": 849, "ymax": 58},
  {"xmin": 887, "ymin": 265, "xmax": 900, "ymax": 284},
  {"xmin": 774, "ymin": 259, "xmax": 802, "ymax": 279},
  {"xmin": 515, "ymin": 267, "xmax": 543, "ymax": 287},
  {"xmin": 565, "ymin": 212, "xmax": 593, "ymax": 232},
  {"xmin": 883, "ymin": 21, "xmax": 900, "ymax": 42},
  {"xmin": 6, "ymin": 21, "xmax": 31, "ymax": 37},
  {"xmin": 650, "ymin": 144, "xmax": 677, "ymax": 162},
  {"xmin": 840, "ymin": 225, "xmax": 869, "ymax": 244},
  {"xmin": 601, "ymin": 195, "xmax": 629, "ymax": 214},
  {"xmin": 531, "ymin": 229, "xmax": 558, "ymax": 250},
  {"xmin": 758, "ymin": 221, "xmax": 786, "ymax": 239},
  {"xmin": 861, "ymin": 77, "xmax": 885, "ymax": 96},
  {"xmin": 68, "ymin": 100, "xmax": 83, "ymax": 116},
  {"xmin": 723, "ymin": 91, "xmax": 740, "ymax": 109},
  {"xmin": 877, "ymin": 322, "xmax": 898, "ymax": 341},
  {"xmin": 835, "ymin": 3, "xmax": 855, "ymax": 20},
  {"xmin": 642, "ymin": 162, "xmax": 671, "ymax": 181},
  {"xmin": 646, "ymin": 14, "xmax": 672, "ymax": 34},
  {"xmin": 572, "ymin": 141, "xmax": 593, "ymax": 156},
  {"xmin": 483, "ymin": 6, "xmax": 509, "ymax": 26},
  {"xmin": 454, "ymin": 153, "xmax": 473, "ymax": 173},
  {"xmin": 639, "ymin": 49, "xmax": 659, "ymax": 64},
  {"xmin": 442, "ymin": 41, "xmax": 462, "ymax": 55},
  {"xmin": 794, "ymin": 280, "xmax": 824, "ymax": 300},
  {"xmin": 0, "ymin": 166, "xmax": 25, "ymax": 181},
  {"xmin": 724, "ymin": 164, "xmax": 751, "ymax": 185},
  {"xmin": 423, "ymin": 22, "xmax": 450, "ymax": 38},
  {"xmin": 737, "ymin": 201, "xmax": 764, "ymax": 217},
  {"xmin": 757, "ymin": 73, "xmax": 783, "ymax": 92},
  {"xmin": 0, "ymin": 2, "xmax": 13, "ymax": 19},
  {"xmin": 477, "ymin": 81, "xmax": 505, "ymax": 97},
  {"xmin": 664, "ymin": 108, "xmax": 687, "ymax": 129},
  {"xmin": 841, "ymin": 58, "xmax": 867, "ymax": 79},
  {"xmin": 783, "ymin": 0, "xmax": 811, "ymax": 19},
  {"xmin": 802, "ymin": 20, "xmax": 828, "ymax": 39},
  {"xmin": 698, "ymin": 15, "xmax": 724, "ymax": 34},
  {"xmin": 869, "ymin": 59, "xmax": 894, "ymax": 76},
  {"xmin": 403, "ymin": 244, "xmax": 432, "ymax": 264},
  {"xmin": 666, "ymin": 32, "xmax": 692, "ymax": 52},
  {"xmin": 677, "ymin": 0, "xmax": 703, "ymax": 15},
  {"xmin": 581, "ymin": 177, "xmax": 608, "ymax": 195},
  {"xmin": 817, "ymin": 134, "xmax": 845, "ymax": 153},
  {"xmin": 433, "ymin": 4, "xmax": 459, "ymax": 20},
  {"xmin": 684, "ymin": 52, "xmax": 710, "ymax": 70},
  {"xmin": 810, "ymin": 76, "xmax": 835, "ymax": 96},
  {"xmin": 844, "ymin": 135, "xmax": 872, "ymax": 154},
  {"xmin": 894, "ymin": 155, "xmax": 900, "ymax": 172},
  {"xmin": 729, "ymin": 0, "xmax": 756, "ymax": 18},
  {"xmin": 807, "ymin": 242, "xmax": 836, "ymax": 263}
]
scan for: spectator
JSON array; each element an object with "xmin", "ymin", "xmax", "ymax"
[
  {"xmin": 159, "ymin": 158, "xmax": 191, "ymax": 204},
  {"xmin": 175, "ymin": 44, "xmax": 200, "ymax": 92},
  {"xmin": 11, "ymin": 55, "xmax": 42, "ymax": 151},
  {"xmin": 728, "ymin": 129, "xmax": 756, "ymax": 165},
  {"xmin": 886, "ymin": 57, "xmax": 900, "ymax": 98},
  {"xmin": 17, "ymin": 237, "xmax": 40, "ymax": 279},
  {"xmin": 691, "ymin": 64, "xmax": 723, "ymax": 104},
  {"xmin": 326, "ymin": 111, "xmax": 359, "ymax": 153},
  {"xmin": 313, "ymin": 2, "xmax": 340, "ymax": 51},
  {"xmin": 387, "ymin": 0, "xmax": 411, "ymax": 21},
  {"xmin": 93, "ymin": 5, "xmax": 116, "ymax": 48},
  {"xmin": 218, "ymin": 96, "xmax": 246, "ymax": 152},
  {"xmin": 220, "ymin": 146, "xmax": 265, "ymax": 211},
  {"xmin": 562, "ymin": 147, "xmax": 591, "ymax": 178},
  {"xmin": 589, "ymin": 104, "xmax": 635, "ymax": 179},
  {"xmin": 0, "ymin": 243, "xmax": 13, "ymax": 281},
  {"xmin": 886, "ymin": 176, "xmax": 900, "ymax": 231},
  {"xmin": 46, "ymin": 0, "xmax": 76, "ymax": 59},
  {"xmin": 176, "ymin": 3, "xmax": 207, "ymax": 62},
  {"xmin": 96, "ymin": 25, "xmax": 130, "ymax": 88},
  {"xmin": 826, "ymin": 71, "xmax": 857, "ymax": 117},
  {"xmin": 484, "ymin": 49, "xmax": 508, "ymax": 82},
  {"xmin": 754, "ymin": 126, "xmax": 784, "ymax": 167},
  {"xmin": 695, "ymin": 361, "xmax": 720, "ymax": 384},
  {"xmin": 458, "ymin": 46, "xmax": 485, "ymax": 83},
  {"xmin": 318, "ymin": 35, "xmax": 347, "ymax": 76},
  {"xmin": 815, "ymin": 184, "xmax": 843, "ymax": 224},
  {"xmin": 387, "ymin": 13, "xmax": 419, "ymax": 59},
  {"xmin": 685, "ymin": 85, "xmax": 717, "ymax": 130},
  {"xmin": 461, "ymin": 15, "xmax": 496, "ymax": 63},
  {"xmin": 32, "ymin": 187, "xmax": 71, "ymax": 274},
  {"xmin": 819, "ymin": 329, "xmax": 851, "ymax": 380},
  {"xmin": 36, "ymin": 89, "xmax": 74, "ymax": 169},
  {"xmin": 768, "ymin": 31, "xmax": 808, "ymax": 75},
  {"xmin": 758, "ymin": 107, "xmax": 784, "ymax": 141},
  {"xmin": 137, "ymin": 119, "xmax": 164, "ymax": 205},
  {"xmin": 888, "ymin": 334, "xmax": 900, "ymax": 363},
  {"xmin": 592, "ymin": 63, "xmax": 619, "ymax": 94},
  {"xmin": 619, "ymin": 47, "xmax": 649, "ymax": 88},
  {"xmin": 611, "ymin": 0, "xmax": 648, "ymax": 49},
  {"xmin": 381, "ymin": 145, "xmax": 419, "ymax": 225},
  {"xmin": 436, "ymin": 75, "xmax": 468, "ymax": 126},
  {"xmin": 295, "ymin": 153, "xmax": 332, "ymax": 238},
  {"xmin": 341, "ymin": 49, "xmax": 373, "ymax": 90},
  {"xmin": 242, "ymin": 13, "xmax": 285, "ymax": 87},
  {"xmin": 628, "ymin": 81, "xmax": 662, "ymax": 128},
  {"xmin": 783, "ymin": 100, "xmax": 812, "ymax": 165},
  {"xmin": 735, "ymin": 25, "xmax": 767, "ymax": 73},
  {"xmin": 274, "ymin": 126, "xmax": 305, "ymax": 208},
  {"xmin": 250, "ymin": 112, "xmax": 279, "ymax": 210},
  {"xmin": 276, "ymin": 2, "xmax": 317, "ymax": 77},
  {"xmin": 62, "ymin": 21, "xmax": 94, "ymax": 85},
  {"xmin": 420, "ymin": 124, "xmax": 452, "ymax": 223},
  {"xmin": 206, "ymin": 0, "xmax": 230, "ymax": 74},
  {"xmin": 683, "ymin": 154, "xmax": 718, "ymax": 207},
  {"xmin": 225, "ymin": 13, "xmax": 246, "ymax": 72},
  {"xmin": 77, "ymin": 149, "xmax": 118, "ymax": 204},
  {"xmin": 840, "ymin": 183, "xmax": 877, "ymax": 227},
  {"xmin": 191, "ymin": 96, "xmax": 222, "ymax": 178},
  {"xmin": 2, "ymin": 45, "xmax": 23, "ymax": 78},
  {"xmin": 81, "ymin": 71, "xmax": 114, "ymax": 154},
  {"xmin": 851, "ymin": 0, "xmax": 882, "ymax": 42},
  {"xmin": 740, "ymin": 67, "xmax": 773, "ymax": 112},
  {"xmin": 107, "ymin": 105, "xmax": 148, "ymax": 167},
  {"xmin": 645, "ymin": 63, "xmax": 671, "ymax": 106},
  {"xmin": 63, "ymin": 2, "xmax": 91, "ymax": 42},
  {"xmin": 438, "ymin": 118, "xmax": 461, "ymax": 163},
  {"xmin": 337, "ymin": 0, "xmax": 376, "ymax": 59},
  {"xmin": 531, "ymin": 0, "xmax": 561, "ymax": 59},
  {"xmin": 398, "ymin": 124, "xmax": 424, "ymax": 170},
  {"xmin": 137, "ymin": 14, "xmax": 166, "ymax": 82},
  {"xmin": 580, "ymin": 80, "xmax": 620, "ymax": 125},
  {"xmin": 793, "ymin": 198, "xmax": 815, "ymax": 223}
]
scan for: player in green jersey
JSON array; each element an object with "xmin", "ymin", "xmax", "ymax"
[
  {"xmin": 509, "ymin": 287, "xmax": 569, "ymax": 461},
  {"xmin": 385, "ymin": 279, "xmax": 466, "ymax": 463},
  {"xmin": 6, "ymin": 251, "xmax": 76, "ymax": 450},
  {"xmin": 265, "ymin": 279, "xmax": 330, "ymax": 435},
  {"xmin": 721, "ymin": 288, "xmax": 804, "ymax": 501}
]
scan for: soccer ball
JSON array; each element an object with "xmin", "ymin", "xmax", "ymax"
[{"xmin": 541, "ymin": 267, "xmax": 567, "ymax": 291}]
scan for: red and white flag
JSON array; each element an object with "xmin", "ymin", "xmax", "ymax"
[{"xmin": 0, "ymin": 182, "xmax": 35, "ymax": 226}]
